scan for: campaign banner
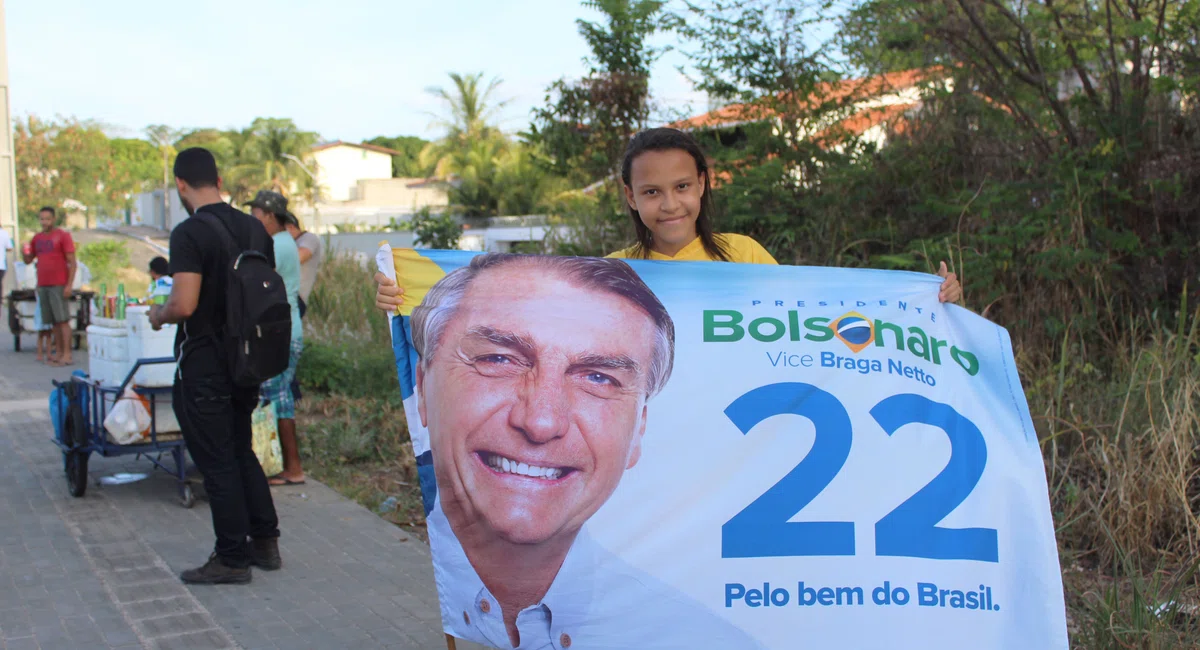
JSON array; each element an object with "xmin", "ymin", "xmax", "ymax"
[{"xmin": 379, "ymin": 246, "xmax": 1068, "ymax": 650}]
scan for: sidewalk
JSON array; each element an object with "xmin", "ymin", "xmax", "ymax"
[{"xmin": 0, "ymin": 311, "xmax": 485, "ymax": 650}]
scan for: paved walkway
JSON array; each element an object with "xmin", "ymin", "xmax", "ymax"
[{"xmin": 0, "ymin": 312, "xmax": 485, "ymax": 650}]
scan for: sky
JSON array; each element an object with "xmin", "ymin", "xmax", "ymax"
[{"xmin": 7, "ymin": 0, "xmax": 712, "ymax": 143}]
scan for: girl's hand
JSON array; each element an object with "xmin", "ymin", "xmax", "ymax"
[
  {"xmin": 374, "ymin": 272, "xmax": 405, "ymax": 313},
  {"xmin": 937, "ymin": 261, "xmax": 962, "ymax": 304}
]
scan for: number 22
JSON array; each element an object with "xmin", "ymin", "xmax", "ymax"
[{"xmin": 721, "ymin": 383, "xmax": 998, "ymax": 563}]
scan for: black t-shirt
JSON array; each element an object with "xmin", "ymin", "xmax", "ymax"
[{"xmin": 168, "ymin": 203, "xmax": 275, "ymax": 363}]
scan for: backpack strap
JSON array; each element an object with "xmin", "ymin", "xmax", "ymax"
[{"xmin": 194, "ymin": 211, "xmax": 243, "ymax": 265}]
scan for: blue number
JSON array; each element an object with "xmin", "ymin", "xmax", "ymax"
[
  {"xmin": 722, "ymin": 383, "xmax": 855, "ymax": 558},
  {"xmin": 871, "ymin": 394, "xmax": 998, "ymax": 562}
]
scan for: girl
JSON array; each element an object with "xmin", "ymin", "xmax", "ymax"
[{"xmin": 373, "ymin": 127, "xmax": 961, "ymax": 310}]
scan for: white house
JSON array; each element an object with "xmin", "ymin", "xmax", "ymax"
[{"xmin": 310, "ymin": 141, "xmax": 397, "ymax": 201}]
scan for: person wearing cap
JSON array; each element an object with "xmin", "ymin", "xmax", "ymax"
[
  {"xmin": 246, "ymin": 190, "xmax": 306, "ymax": 486},
  {"xmin": 146, "ymin": 256, "xmax": 173, "ymax": 301},
  {"xmin": 284, "ymin": 218, "xmax": 322, "ymax": 404}
]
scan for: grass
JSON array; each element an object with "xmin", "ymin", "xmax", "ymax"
[
  {"xmin": 297, "ymin": 252, "xmax": 1200, "ymax": 647},
  {"xmin": 1028, "ymin": 298, "xmax": 1200, "ymax": 648},
  {"xmin": 295, "ymin": 252, "xmax": 429, "ymax": 539},
  {"xmin": 296, "ymin": 394, "xmax": 427, "ymax": 540}
]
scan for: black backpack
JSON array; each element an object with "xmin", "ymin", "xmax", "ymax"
[{"xmin": 195, "ymin": 212, "xmax": 292, "ymax": 387}]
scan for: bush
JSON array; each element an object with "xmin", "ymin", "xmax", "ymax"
[
  {"xmin": 77, "ymin": 240, "xmax": 131, "ymax": 290},
  {"xmin": 299, "ymin": 251, "xmax": 398, "ymax": 400},
  {"xmin": 410, "ymin": 206, "xmax": 461, "ymax": 250},
  {"xmin": 297, "ymin": 340, "xmax": 398, "ymax": 401}
]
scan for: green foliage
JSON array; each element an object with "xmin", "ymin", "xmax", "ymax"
[
  {"xmin": 14, "ymin": 117, "xmax": 123, "ymax": 229},
  {"xmin": 297, "ymin": 340, "xmax": 399, "ymax": 401},
  {"xmin": 109, "ymin": 138, "xmax": 163, "ymax": 196},
  {"xmin": 530, "ymin": 0, "xmax": 664, "ymax": 187},
  {"xmin": 672, "ymin": 0, "xmax": 837, "ymax": 105},
  {"xmin": 494, "ymin": 144, "xmax": 564, "ymax": 216},
  {"xmin": 409, "ymin": 207, "xmax": 462, "ymax": 250},
  {"xmin": 541, "ymin": 187, "xmax": 631, "ymax": 257},
  {"xmin": 221, "ymin": 118, "xmax": 321, "ymax": 205},
  {"xmin": 299, "ymin": 251, "xmax": 398, "ymax": 400},
  {"xmin": 76, "ymin": 240, "xmax": 131, "ymax": 290},
  {"xmin": 364, "ymin": 135, "xmax": 430, "ymax": 177}
]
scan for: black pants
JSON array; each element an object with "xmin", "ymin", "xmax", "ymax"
[
  {"xmin": 0, "ymin": 268, "xmax": 5, "ymax": 298},
  {"xmin": 174, "ymin": 343, "xmax": 279, "ymax": 568}
]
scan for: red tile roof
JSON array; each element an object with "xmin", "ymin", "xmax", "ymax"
[
  {"xmin": 669, "ymin": 68, "xmax": 942, "ymax": 131},
  {"xmin": 811, "ymin": 102, "xmax": 917, "ymax": 145}
]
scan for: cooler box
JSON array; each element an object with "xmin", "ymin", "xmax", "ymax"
[
  {"xmin": 87, "ymin": 318, "xmax": 183, "ymax": 439},
  {"xmin": 86, "ymin": 324, "xmax": 128, "ymax": 387},
  {"xmin": 125, "ymin": 306, "xmax": 177, "ymax": 387}
]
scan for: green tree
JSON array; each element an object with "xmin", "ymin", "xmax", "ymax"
[
  {"xmin": 365, "ymin": 135, "xmax": 431, "ymax": 177},
  {"xmin": 409, "ymin": 206, "xmax": 462, "ymax": 249},
  {"xmin": 531, "ymin": 0, "xmax": 665, "ymax": 186},
  {"xmin": 419, "ymin": 72, "xmax": 514, "ymax": 216},
  {"xmin": 494, "ymin": 144, "xmax": 563, "ymax": 216},
  {"xmin": 108, "ymin": 138, "xmax": 161, "ymax": 199},
  {"xmin": 13, "ymin": 116, "xmax": 117, "ymax": 230},
  {"xmin": 529, "ymin": 0, "xmax": 667, "ymax": 255},
  {"xmin": 420, "ymin": 72, "xmax": 509, "ymax": 179},
  {"xmin": 222, "ymin": 118, "xmax": 320, "ymax": 204},
  {"xmin": 173, "ymin": 128, "xmax": 241, "ymax": 170}
]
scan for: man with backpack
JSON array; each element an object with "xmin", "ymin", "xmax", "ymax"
[{"xmin": 149, "ymin": 148, "xmax": 290, "ymax": 585}]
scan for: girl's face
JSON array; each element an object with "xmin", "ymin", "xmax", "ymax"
[{"xmin": 623, "ymin": 148, "xmax": 705, "ymax": 256}]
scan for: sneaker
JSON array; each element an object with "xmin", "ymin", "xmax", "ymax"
[
  {"xmin": 249, "ymin": 538, "xmax": 282, "ymax": 571},
  {"xmin": 180, "ymin": 554, "xmax": 251, "ymax": 585}
]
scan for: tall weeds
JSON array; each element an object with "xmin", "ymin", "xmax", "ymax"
[{"xmin": 1034, "ymin": 299, "xmax": 1200, "ymax": 570}]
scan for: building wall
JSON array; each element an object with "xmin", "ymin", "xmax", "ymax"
[
  {"xmin": 131, "ymin": 190, "xmax": 188, "ymax": 231},
  {"xmin": 312, "ymin": 146, "xmax": 393, "ymax": 202},
  {"xmin": 354, "ymin": 178, "xmax": 449, "ymax": 210},
  {"xmin": 323, "ymin": 231, "xmax": 417, "ymax": 269}
]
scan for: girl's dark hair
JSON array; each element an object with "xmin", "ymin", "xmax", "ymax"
[{"xmin": 620, "ymin": 127, "xmax": 731, "ymax": 261}]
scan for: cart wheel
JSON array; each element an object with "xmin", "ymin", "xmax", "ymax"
[
  {"xmin": 179, "ymin": 483, "xmax": 195, "ymax": 509},
  {"xmin": 65, "ymin": 451, "xmax": 89, "ymax": 497},
  {"xmin": 63, "ymin": 389, "xmax": 89, "ymax": 497}
]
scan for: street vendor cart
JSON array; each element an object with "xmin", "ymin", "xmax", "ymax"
[
  {"xmin": 51, "ymin": 358, "xmax": 194, "ymax": 507},
  {"xmin": 6, "ymin": 288, "xmax": 94, "ymax": 352}
]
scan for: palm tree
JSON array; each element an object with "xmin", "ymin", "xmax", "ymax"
[
  {"xmin": 421, "ymin": 73, "xmax": 509, "ymax": 179},
  {"xmin": 222, "ymin": 118, "xmax": 320, "ymax": 204},
  {"xmin": 145, "ymin": 124, "xmax": 180, "ymax": 222}
]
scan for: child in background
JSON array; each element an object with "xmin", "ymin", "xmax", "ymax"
[
  {"xmin": 33, "ymin": 286, "xmax": 53, "ymax": 363},
  {"xmin": 146, "ymin": 256, "xmax": 172, "ymax": 302}
]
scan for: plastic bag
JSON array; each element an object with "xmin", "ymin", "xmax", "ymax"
[
  {"xmin": 252, "ymin": 401, "xmax": 283, "ymax": 476},
  {"xmin": 104, "ymin": 385, "xmax": 151, "ymax": 445}
]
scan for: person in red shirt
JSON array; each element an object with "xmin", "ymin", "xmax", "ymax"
[{"xmin": 22, "ymin": 206, "xmax": 77, "ymax": 365}]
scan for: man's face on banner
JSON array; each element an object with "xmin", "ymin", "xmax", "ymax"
[{"xmin": 418, "ymin": 264, "xmax": 656, "ymax": 546}]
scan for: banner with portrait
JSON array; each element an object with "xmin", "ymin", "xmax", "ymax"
[{"xmin": 379, "ymin": 245, "xmax": 1067, "ymax": 650}]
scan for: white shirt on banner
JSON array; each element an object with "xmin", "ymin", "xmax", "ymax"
[{"xmin": 428, "ymin": 500, "xmax": 765, "ymax": 650}]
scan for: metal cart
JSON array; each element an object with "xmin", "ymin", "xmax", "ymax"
[
  {"xmin": 7, "ymin": 288, "xmax": 95, "ymax": 352},
  {"xmin": 51, "ymin": 357, "xmax": 195, "ymax": 508}
]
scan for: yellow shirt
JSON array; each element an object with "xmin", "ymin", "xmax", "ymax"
[{"xmin": 606, "ymin": 233, "xmax": 777, "ymax": 264}]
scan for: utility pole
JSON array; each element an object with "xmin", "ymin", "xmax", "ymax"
[{"xmin": 0, "ymin": 0, "xmax": 19, "ymax": 257}]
